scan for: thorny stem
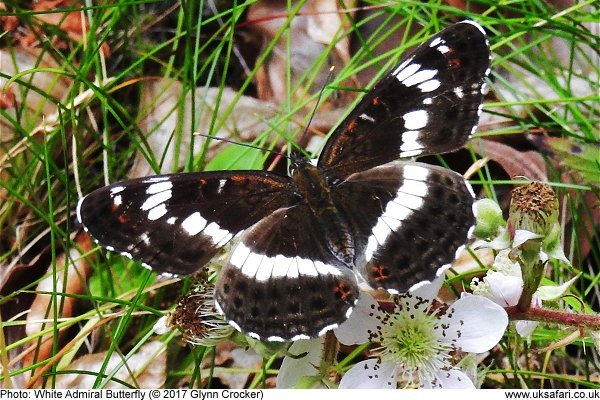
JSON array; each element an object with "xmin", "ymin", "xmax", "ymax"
[{"xmin": 505, "ymin": 306, "xmax": 600, "ymax": 330}]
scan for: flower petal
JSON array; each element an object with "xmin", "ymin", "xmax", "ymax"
[
  {"xmin": 485, "ymin": 272, "xmax": 522, "ymax": 307},
  {"xmin": 338, "ymin": 359, "xmax": 397, "ymax": 389},
  {"xmin": 335, "ymin": 292, "xmax": 380, "ymax": 345},
  {"xmin": 513, "ymin": 229, "xmax": 543, "ymax": 247},
  {"xmin": 276, "ymin": 338, "xmax": 323, "ymax": 388},
  {"xmin": 516, "ymin": 320, "xmax": 539, "ymax": 337},
  {"xmin": 438, "ymin": 295, "xmax": 508, "ymax": 353},
  {"xmin": 422, "ymin": 368, "xmax": 475, "ymax": 388}
]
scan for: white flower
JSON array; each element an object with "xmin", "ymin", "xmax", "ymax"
[
  {"xmin": 470, "ymin": 249, "xmax": 523, "ymax": 307},
  {"xmin": 469, "ymin": 250, "xmax": 579, "ymax": 339},
  {"xmin": 276, "ymin": 276, "xmax": 448, "ymax": 388},
  {"xmin": 336, "ymin": 292, "xmax": 508, "ymax": 388}
]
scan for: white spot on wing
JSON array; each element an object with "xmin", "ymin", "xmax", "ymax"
[
  {"xmin": 290, "ymin": 334, "xmax": 311, "ymax": 341},
  {"xmin": 318, "ymin": 323, "xmax": 338, "ymax": 337},
  {"xmin": 232, "ymin": 243, "xmax": 343, "ymax": 282},
  {"xmin": 110, "ymin": 186, "xmax": 125, "ymax": 195},
  {"xmin": 391, "ymin": 56, "xmax": 414, "ymax": 76},
  {"xmin": 139, "ymin": 233, "xmax": 151, "ymax": 245},
  {"xmin": 76, "ymin": 196, "xmax": 86, "ymax": 224},
  {"xmin": 113, "ymin": 194, "xmax": 122, "ymax": 207},
  {"xmin": 241, "ymin": 251, "xmax": 263, "ymax": 278},
  {"xmin": 143, "ymin": 176, "xmax": 170, "ymax": 183},
  {"xmin": 417, "ymin": 79, "xmax": 440, "ymax": 93},
  {"xmin": 430, "ymin": 37, "xmax": 443, "ymax": 47},
  {"xmin": 181, "ymin": 212, "xmax": 207, "ymax": 236},
  {"xmin": 166, "ymin": 217, "xmax": 177, "ymax": 225},
  {"xmin": 460, "ymin": 20, "xmax": 486, "ymax": 35},
  {"xmin": 403, "ymin": 110, "xmax": 428, "ymax": 130},
  {"xmin": 359, "ymin": 113, "xmax": 376, "ymax": 123},
  {"xmin": 394, "ymin": 62, "xmax": 420, "ymax": 83},
  {"xmin": 204, "ymin": 222, "xmax": 231, "ymax": 246},
  {"xmin": 217, "ymin": 179, "xmax": 226, "ymax": 194},
  {"xmin": 437, "ymin": 45, "xmax": 450, "ymax": 54},
  {"xmin": 400, "ymin": 130, "xmax": 422, "ymax": 153},
  {"xmin": 402, "ymin": 69, "xmax": 437, "ymax": 87},
  {"xmin": 140, "ymin": 191, "xmax": 171, "ymax": 211},
  {"xmin": 148, "ymin": 204, "xmax": 167, "ymax": 220},
  {"xmin": 146, "ymin": 181, "xmax": 173, "ymax": 194},
  {"xmin": 423, "ymin": 97, "xmax": 433, "ymax": 105}
]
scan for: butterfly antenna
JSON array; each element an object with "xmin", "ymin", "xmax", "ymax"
[
  {"xmin": 194, "ymin": 132, "xmax": 291, "ymax": 160},
  {"xmin": 301, "ymin": 66, "xmax": 336, "ymax": 141}
]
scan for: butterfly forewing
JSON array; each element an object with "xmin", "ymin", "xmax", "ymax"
[
  {"xmin": 319, "ymin": 21, "xmax": 490, "ymax": 176},
  {"xmin": 77, "ymin": 172, "xmax": 293, "ymax": 275}
]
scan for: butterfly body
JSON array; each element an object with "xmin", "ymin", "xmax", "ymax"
[{"xmin": 77, "ymin": 21, "xmax": 491, "ymax": 342}]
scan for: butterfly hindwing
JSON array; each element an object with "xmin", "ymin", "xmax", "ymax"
[
  {"xmin": 331, "ymin": 161, "xmax": 475, "ymax": 292},
  {"xmin": 319, "ymin": 21, "xmax": 490, "ymax": 175},
  {"xmin": 77, "ymin": 172, "xmax": 293, "ymax": 275},
  {"xmin": 215, "ymin": 205, "xmax": 359, "ymax": 341}
]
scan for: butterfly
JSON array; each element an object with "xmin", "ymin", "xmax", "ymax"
[{"xmin": 77, "ymin": 21, "xmax": 490, "ymax": 342}]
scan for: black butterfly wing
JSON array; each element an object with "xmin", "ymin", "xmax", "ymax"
[
  {"xmin": 330, "ymin": 161, "xmax": 475, "ymax": 293},
  {"xmin": 318, "ymin": 21, "xmax": 490, "ymax": 175},
  {"xmin": 215, "ymin": 204, "xmax": 359, "ymax": 341},
  {"xmin": 77, "ymin": 172, "xmax": 294, "ymax": 276}
]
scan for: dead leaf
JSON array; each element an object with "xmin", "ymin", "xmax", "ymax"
[
  {"xmin": 471, "ymin": 139, "xmax": 548, "ymax": 181},
  {"xmin": 246, "ymin": 0, "xmax": 355, "ymax": 105},
  {"xmin": 0, "ymin": 3, "xmax": 20, "ymax": 32},
  {"xmin": 23, "ymin": 233, "xmax": 93, "ymax": 373},
  {"xmin": 52, "ymin": 341, "xmax": 167, "ymax": 388},
  {"xmin": 0, "ymin": 47, "xmax": 72, "ymax": 131},
  {"xmin": 130, "ymin": 77, "xmax": 282, "ymax": 178}
]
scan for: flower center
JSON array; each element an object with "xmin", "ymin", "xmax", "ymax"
[{"xmin": 375, "ymin": 296, "xmax": 453, "ymax": 384}]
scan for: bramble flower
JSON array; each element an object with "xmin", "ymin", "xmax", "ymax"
[
  {"xmin": 470, "ymin": 249, "xmax": 579, "ymax": 337},
  {"xmin": 336, "ymin": 292, "xmax": 508, "ymax": 388},
  {"xmin": 277, "ymin": 271, "xmax": 508, "ymax": 389}
]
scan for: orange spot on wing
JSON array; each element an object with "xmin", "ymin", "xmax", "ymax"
[
  {"xmin": 347, "ymin": 119, "xmax": 358, "ymax": 132},
  {"xmin": 117, "ymin": 214, "xmax": 128, "ymax": 224},
  {"xmin": 372, "ymin": 96, "xmax": 380, "ymax": 105},
  {"xmin": 448, "ymin": 58, "xmax": 461, "ymax": 69},
  {"xmin": 333, "ymin": 282, "xmax": 352, "ymax": 301},
  {"xmin": 370, "ymin": 265, "xmax": 390, "ymax": 282}
]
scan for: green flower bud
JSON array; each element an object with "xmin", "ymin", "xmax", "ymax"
[{"xmin": 472, "ymin": 198, "xmax": 506, "ymax": 239}]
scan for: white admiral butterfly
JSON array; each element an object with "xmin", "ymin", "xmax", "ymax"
[{"xmin": 77, "ymin": 21, "xmax": 490, "ymax": 342}]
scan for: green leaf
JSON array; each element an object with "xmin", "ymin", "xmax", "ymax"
[{"xmin": 204, "ymin": 145, "xmax": 265, "ymax": 171}]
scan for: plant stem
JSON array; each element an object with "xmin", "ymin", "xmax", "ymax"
[{"xmin": 505, "ymin": 306, "xmax": 600, "ymax": 330}]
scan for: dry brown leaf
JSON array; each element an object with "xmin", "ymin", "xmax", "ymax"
[
  {"xmin": 472, "ymin": 139, "xmax": 548, "ymax": 181},
  {"xmin": 0, "ymin": 2, "xmax": 20, "ymax": 32},
  {"xmin": 23, "ymin": 233, "xmax": 93, "ymax": 371},
  {"xmin": 0, "ymin": 48, "xmax": 71, "ymax": 131},
  {"xmin": 246, "ymin": 0, "xmax": 355, "ymax": 105},
  {"xmin": 129, "ymin": 77, "xmax": 281, "ymax": 178},
  {"xmin": 52, "ymin": 341, "xmax": 167, "ymax": 388}
]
